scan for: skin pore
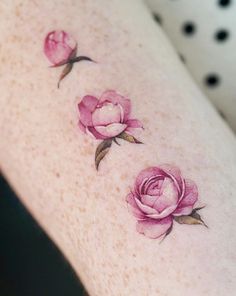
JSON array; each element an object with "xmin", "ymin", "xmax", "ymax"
[{"xmin": 0, "ymin": 0, "xmax": 236, "ymax": 295}]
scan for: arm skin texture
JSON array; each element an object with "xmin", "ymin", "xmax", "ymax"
[{"xmin": 0, "ymin": 0, "xmax": 236, "ymax": 295}]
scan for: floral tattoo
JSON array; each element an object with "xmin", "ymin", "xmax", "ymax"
[
  {"xmin": 126, "ymin": 164, "xmax": 207, "ymax": 240},
  {"xmin": 78, "ymin": 90, "xmax": 143, "ymax": 169},
  {"xmin": 43, "ymin": 29, "xmax": 207, "ymax": 240},
  {"xmin": 44, "ymin": 30, "xmax": 94, "ymax": 88}
]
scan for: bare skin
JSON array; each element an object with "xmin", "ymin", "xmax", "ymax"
[{"xmin": 0, "ymin": 1, "xmax": 236, "ymax": 295}]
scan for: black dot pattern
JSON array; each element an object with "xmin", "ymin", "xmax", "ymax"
[
  {"xmin": 151, "ymin": 1, "xmax": 233, "ymax": 94},
  {"xmin": 150, "ymin": 0, "xmax": 235, "ymax": 129},
  {"xmin": 215, "ymin": 29, "xmax": 229, "ymax": 42},
  {"xmin": 178, "ymin": 12, "xmax": 230, "ymax": 89},
  {"xmin": 205, "ymin": 74, "xmax": 221, "ymax": 88},
  {"xmin": 182, "ymin": 21, "xmax": 196, "ymax": 36},
  {"xmin": 218, "ymin": 0, "xmax": 231, "ymax": 7}
]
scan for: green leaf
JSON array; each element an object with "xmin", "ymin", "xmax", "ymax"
[
  {"xmin": 113, "ymin": 138, "xmax": 121, "ymax": 146},
  {"xmin": 174, "ymin": 208, "xmax": 207, "ymax": 227},
  {"xmin": 57, "ymin": 63, "xmax": 73, "ymax": 88},
  {"xmin": 69, "ymin": 55, "xmax": 95, "ymax": 64},
  {"xmin": 95, "ymin": 139, "xmax": 113, "ymax": 170},
  {"xmin": 117, "ymin": 131, "xmax": 143, "ymax": 144}
]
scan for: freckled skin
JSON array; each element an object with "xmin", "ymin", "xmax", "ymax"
[{"xmin": 0, "ymin": 1, "xmax": 236, "ymax": 296}]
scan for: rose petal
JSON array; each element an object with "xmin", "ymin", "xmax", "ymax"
[
  {"xmin": 141, "ymin": 194, "xmax": 158, "ymax": 207},
  {"xmin": 53, "ymin": 30, "xmax": 76, "ymax": 49},
  {"xmin": 136, "ymin": 216, "xmax": 173, "ymax": 239},
  {"xmin": 126, "ymin": 193, "xmax": 145, "ymax": 219},
  {"xmin": 63, "ymin": 32, "xmax": 77, "ymax": 50},
  {"xmin": 86, "ymin": 126, "xmax": 107, "ymax": 140},
  {"xmin": 94, "ymin": 123, "xmax": 127, "ymax": 138},
  {"xmin": 146, "ymin": 179, "xmax": 162, "ymax": 196},
  {"xmin": 78, "ymin": 96, "xmax": 98, "ymax": 126},
  {"xmin": 79, "ymin": 95, "xmax": 98, "ymax": 112},
  {"xmin": 92, "ymin": 103, "xmax": 122, "ymax": 126},
  {"xmin": 147, "ymin": 205, "xmax": 177, "ymax": 219},
  {"xmin": 99, "ymin": 90, "xmax": 131, "ymax": 121},
  {"xmin": 140, "ymin": 175, "xmax": 163, "ymax": 196},
  {"xmin": 126, "ymin": 119, "xmax": 143, "ymax": 138},
  {"xmin": 48, "ymin": 44, "xmax": 69, "ymax": 65},
  {"xmin": 135, "ymin": 197, "xmax": 158, "ymax": 215},
  {"xmin": 135, "ymin": 167, "xmax": 165, "ymax": 194},
  {"xmin": 44, "ymin": 31, "xmax": 77, "ymax": 66},
  {"xmin": 158, "ymin": 164, "xmax": 185, "ymax": 197},
  {"xmin": 173, "ymin": 179, "xmax": 198, "ymax": 216},
  {"xmin": 126, "ymin": 119, "xmax": 143, "ymax": 128},
  {"xmin": 140, "ymin": 191, "xmax": 178, "ymax": 219},
  {"xmin": 78, "ymin": 121, "xmax": 86, "ymax": 133},
  {"xmin": 153, "ymin": 178, "xmax": 179, "ymax": 212}
]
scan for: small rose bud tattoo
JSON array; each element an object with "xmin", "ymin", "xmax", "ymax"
[
  {"xmin": 126, "ymin": 164, "xmax": 207, "ymax": 240},
  {"xmin": 44, "ymin": 30, "xmax": 94, "ymax": 88},
  {"xmin": 78, "ymin": 90, "xmax": 143, "ymax": 170}
]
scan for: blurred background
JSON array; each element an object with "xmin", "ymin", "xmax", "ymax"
[
  {"xmin": 0, "ymin": 174, "xmax": 86, "ymax": 296},
  {"xmin": 146, "ymin": 0, "xmax": 236, "ymax": 132}
]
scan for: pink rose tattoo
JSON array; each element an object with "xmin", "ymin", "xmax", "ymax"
[
  {"xmin": 78, "ymin": 90, "xmax": 143, "ymax": 169},
  {"xmin": 44, "ymin": 30, "xmax": 94, "ymax": 88},
  {"xmin": 126, "ymin": 164, "xmax": 207, "ymax": 240}
]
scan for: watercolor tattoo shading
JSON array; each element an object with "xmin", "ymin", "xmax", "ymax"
[
  {"xmin": 78, "ymin": 90, "xmax": 143, "ymax": 169},
  {"xmin": 126, "ymin": 164, "xmax": 206, "ymax": 240},
  {"xmin": 42, "ymin": 29, "xmax": 207, "ymax": 240},
  {"xmin": 44, "ymin": 30, "xmax": 94, "ymax": 88}
]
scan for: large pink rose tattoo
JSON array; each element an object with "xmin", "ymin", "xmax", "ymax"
[
  {"xmin": 126, "ymin": 164, "xmax": 206, "ymax": 240},
  {"xmin": 78, "ymin": 90, "xmax": 143, "ymax": 169},
  {"xmin": 44, "ymin": 30, "xmax": 94, "ymax": 88}
]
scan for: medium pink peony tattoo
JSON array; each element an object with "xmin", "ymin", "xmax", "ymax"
[
  {"xmin": 78, "ymin": 90, "xmax": 143, "ymax": 170},
  {"xmin": 44, "ymin": 30, "xmax": 94, "ymax": 88},
  {"xmin": 126, "ymin": 164, "xmax": 207, "ymax": 240}
]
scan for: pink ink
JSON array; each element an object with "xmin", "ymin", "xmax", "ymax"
[
  {"xmin": 44, "ymin": 30, "xmax": 77, "ymax": 66},
  {"xmin": 44, "ymin": 30, "xmax": 93, "ymax": 87},
  {"xmin": 78, "ymin": 90, "xmax": 143, "ymax": 169},
  {"xmin": 126, "ymin": 164, "xmax": 206, "ymax": 239},
  {"xmin": 78, "ymin": 90, "xmax": 143, "ymax": 139}
]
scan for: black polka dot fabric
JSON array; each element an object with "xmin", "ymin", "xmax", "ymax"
[
  {"xmin": 148, "ymin": 0, "xmax": 236, "ymax": 132},
  {"xmin": 205, "ymin": 74, "xmax": 221, "ymax": 88},
  {"xmin": 218, "ymin": 0, "xmax": 231, "ymax": 8},
  {"xmin": 215, "ymin": 29, "xmax": 229, "ymax": 42},
  {"xmin": 182, "ymin": 21, "xmax": 196, "ymax": 36}
]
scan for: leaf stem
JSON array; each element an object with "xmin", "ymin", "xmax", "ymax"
[
  {"xmin": 69, "ymin": 56, "xmax": 95, "ymax": 64},
  {"xmin": 113, "ymin": 138, "xmax": 121, "ymax": 146}
]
